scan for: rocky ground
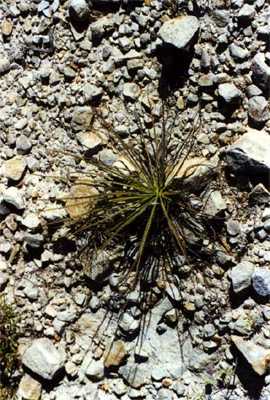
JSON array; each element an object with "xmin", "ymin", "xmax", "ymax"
[{"xmin": 1, "ymin": 0, "xmax": 270, "ymax": 399}]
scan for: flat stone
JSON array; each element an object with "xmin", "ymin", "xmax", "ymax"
[
  {"xmin": 230, "ymin": 261, "xmax": 255, "ymax": 293},
  {"xmin": 252, "ymin": 268, "xmax": 270, "ymax": 296},
  {"xmin": 22, "ymin": 338, "xmax": 65, "ymax": 380},
  {"xmin": 17, "ymin": 374, "xmax": 42, "ymax": 400},
  {"xmin": 2, "ymin": 156, "xmax": 27, "ymax": 181},
  {"xmin": 232, "ymin": 335, "xmax": 270, "ymax": 375},
  {"xmin": 223, "ymin": 128, "xmax": 270, "ymax": 175},
  {"xmin": 159, "ymin": 16, "xmax": 200, "ymax": 50},
  {"xmin": 65, "ymin": 181, "xmax": 98, "ymax": 219}
]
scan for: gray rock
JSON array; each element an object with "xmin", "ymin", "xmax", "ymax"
[
  {"xmin": 248, "ymin": 96, "xmax": 269, "ymax": 123},
  {"xmin": 212, "ymin": 9, "xmax": 230, "ymax": 27},
  {"xmin": 218, "ymin": 83, "xmax": 241, "ymax": 104},
  {"xmin": 252, "ymin": 53, "xmax": 270, "ymax": 92},
  {"xmin": 158, "ymin": 16, "xmax": 200, "ymax": 50},
  {"xmin": 69, "ymin": 0, "xmax": 90, "ymax": 22},
  {"xmin": 230, "ymin": 261, "xmax": 255, "ymax": 293},
  {"xmin": 157, "ymin": 388, "xmax": 175, "ymax": 400},
  {"xmin": 249, "ymin": 184, "xmax": 270, "ymax": 205},
  {"xmin": 252, "ymin": 268, "xmax": 270, "ymax": 296},
  {"xmin": 16, "ymin": 135, "xmax": 32, "ymax": 154},
  {"xmin": 19, "ymin": 279, "xmax": 39, "ymax": 301},
  {"xmin": 24, "ymin": 233, "xmax": 44, "ymax": 249},
  {"xmin": 22, "ymin": 338, "xmax": 65, "ymax": 380}
]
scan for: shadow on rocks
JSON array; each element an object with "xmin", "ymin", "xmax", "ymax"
[{"xmin": 156, "ymin": 45, "xmax": 195, "ymax": 99}]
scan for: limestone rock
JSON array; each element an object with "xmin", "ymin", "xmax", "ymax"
[
  {"xmin": 159, "ymin": 16, "xmax": 200, "ymax": 50},
  {"xmin": 22, "ymin": 338, "xmax": 65, "ymax": 380},
  {"xmin": 232, "ymin": 336, "xmax": 270, "ymax": 375}
]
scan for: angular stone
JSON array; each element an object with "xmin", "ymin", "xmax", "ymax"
[
  {"xmin": 252, "ymin": 53, "xmax": 270, "ymax": 92},
  {"xmin": 203, "ymin": 190, "xmax": 226, "ymax": 217},
  {"xmin": 218, "ymin": 83, "xmax": 241, "ymax": 104},
  {"xmin": 248, "ymin": 96, "xmax": 269, "ymax": 123},
  {"xmin": 69, "ymin": 0, "xmax": 90, "ymax": 22},
  {"xmin": 22, "ymin": 338, "xmax": 65, "ymax": 380},
  {"xmin": 230, "ymin": 261, "xmax": 255, "ymax": 293},
  {"xmin": 232, "ymin": 335, "xmax": 270, "ymax": 375},
  {"xmin": 122, "ymin": 83, "xmax": 140, "ymax": 100},
  {"xmin": 2, "ymin": 156, "xmax": 27, "ymax": 181},
  {"xmin": 77, "ymin": 131, "xmax": 102, "ymax": 150},
  {"xmin": 159, "ymin": 16, "xmax": 200, "ymax": 50},
  {"xmin": 71, "ymin": 107, "xmax": 93, "ymax": 132},
  {"xmin": 252, "ymin": 268, "xmax": 270, "ymax": 296},
  {"xmin": 223, "ymin": 128, "xmax": 270, "ymax": 174}
]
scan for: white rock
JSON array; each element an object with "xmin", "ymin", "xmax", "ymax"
[
  {"xmin": 22, "ymin": 338, "xmax": 65, "ymax": 380},
  {"xmin": 159, "ymin": 16, "xmax": 200, "ymax": 50},
  {"xmin": 223, "ymin": 128, "xmax": 270, "ymax": 174},
  {"xmin": 218, "ymin": 83, "xmax": 241, "ymax": 104},
  {"xmin": 2, "ymin": 186, "xmax": 25, "ymax": 210}
]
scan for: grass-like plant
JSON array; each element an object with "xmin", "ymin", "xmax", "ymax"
[
  {"xmin": 0, "ymin": 295, "xmax": 20, "ymax": 397},
  {"xmin": 57, "ymin": 103, "xmax": 219, "ymax": 303}
]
